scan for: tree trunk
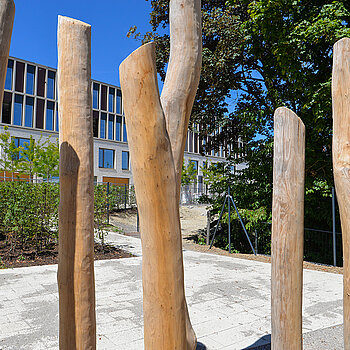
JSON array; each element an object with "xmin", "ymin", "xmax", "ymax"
[
  {"xmin": 332, "ymin": 37, "xmax": 350, "ymax": 350},
  {"xmin": 0, "ymin": 0, "xmax": 15, "ymax": 108},
  {"xmin": 57, "ymin": 16, "xmax": 96, "ymax": 350},
  {"xmin": 271, "ymin": 107, "xmax": 305, "ymax": 350},
  {"xmin": 119, "ymin": 1, "xmax": 201, "ymax": 348}
]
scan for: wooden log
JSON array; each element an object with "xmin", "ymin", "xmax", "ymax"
[
  {"xmin": 120, "ymin": 42, "xmax": 189, "ymax": 350},
  {"xmin": 57, "ymin": 16, "xmax": 96, "ymax": 350},
  {"xmin": 120, "ymin": 1, "xmax": 201, "ymax": 349},
  {"xmin": 332, "ymin": 37, "xmax": 350, "ymax": 350},
  {"xmin": 271, "ymin": 107, "xmax": 305, "ymax": 350},
  {"xmin": 0, "ymin": 0, "xmax": 15, "ymax": 108},
  {"xmin": 161, "ymin": 0, "xmax": 202, "ymax": 193}
]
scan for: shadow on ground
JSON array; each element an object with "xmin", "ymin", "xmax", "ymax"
[
  {"xmin": 196, "ymin": 342, "xmax": 207, "ymax": 350},
  {"xmin": 243, "ymin": 334, "xmax": 271, "ymax": 349}
]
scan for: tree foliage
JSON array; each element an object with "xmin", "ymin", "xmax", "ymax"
[{"xmin": 135, "ymin": 1, "xmax": 350, "ymax": 236}]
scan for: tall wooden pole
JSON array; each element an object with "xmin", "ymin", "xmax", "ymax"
[
  {"xmin": 120, "ymin": 1, "xmax": 201, "ymax": 348},
  {"xmin": 57, "ymin": 16, "xmax": 96, "ymax": 350},
  {"xmin": 271, "ymin": 107, "xmax": 305, "ymax": 350},
  {"xmin": 0, "ymin": 0, "xmax": 15, "ymax": 108},
  {"xmin": 332, "ymin": 37, "xmax": 350, "ymax": 350}
]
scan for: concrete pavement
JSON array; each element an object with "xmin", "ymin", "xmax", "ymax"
[{"xmin": 0, "ymin": 233, "xmax": 344, "ymax": 349}]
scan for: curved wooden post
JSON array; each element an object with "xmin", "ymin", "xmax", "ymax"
[
  {"xmin": 57, "ymin": 16, "xmax": 96, "ymax": 350},
  {"xmin": 332, "ymin": 37, "xmax": 350, "ymax": 350},
  {"xmin": 120, "ymin": 1, "xmax": 201, "ymax": 349},
  {"xmin": 271, "ymin": 107, "xmax": 305, "ymax": 350},
  {"xmin": 0, "ymin": 0, "xmax": 15, "ymax": 107}
]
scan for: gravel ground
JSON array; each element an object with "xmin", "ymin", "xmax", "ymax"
[{"xmin": 110, "ymin": 204, "xmax": 343, "ymax": 275}]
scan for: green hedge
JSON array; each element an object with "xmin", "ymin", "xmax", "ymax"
[{"xmin": 0, "ymin": 181, "xmax": 136, "ymax": 254}]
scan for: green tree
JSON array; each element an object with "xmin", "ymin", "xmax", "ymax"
[
  {"xmin": 136, "ymin": 0, "xmax": 350, "ymax": 233},
  {"xmin": 181, "ymin": 161, "xmax": 198, "ymax": 186}
]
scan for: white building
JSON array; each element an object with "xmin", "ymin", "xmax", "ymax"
[{"xmin": 0, "ymin": 56, "xmax": 227, "ymax": 187}]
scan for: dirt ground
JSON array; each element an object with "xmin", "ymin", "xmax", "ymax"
[{"xmin": 110, "ymin": 205, "xmax": 343, "ymax": 275}]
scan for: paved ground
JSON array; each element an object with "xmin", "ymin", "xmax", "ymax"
[{"xmin": 0, "ymin": 233, "xmax": 344, "ymax": 350}]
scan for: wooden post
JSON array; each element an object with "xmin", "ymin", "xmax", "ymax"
[
  {"xmin": 271, "ymin": 107, "xmax": 305, "ymax": 350},
  {"xmin": 57, "ymin": 16, "xmax": 96, "ymax": 350},
  {"xmin": 0, "ymin": 0, "xmax": 15, "ymax": 108},
  {"xmin": 119, "ymin": 0, "xmax": 201, "ymax": 348},
  {"xmin": 332, "ymin": 37, "xmax": 350, "ymax": 350}
]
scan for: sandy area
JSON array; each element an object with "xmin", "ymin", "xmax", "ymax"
[{"xmin": 110, "ymin": 205, "xmax": 343, "ymax": 275}]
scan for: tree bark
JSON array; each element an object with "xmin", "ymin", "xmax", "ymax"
[
  {"xmin": 271, "ymin": 107, "xmax": 305, "ymax": 350},
  {"xmin": 0, "ymin": 0, "xmax": 15, "ymax": 108},
  {"xmin": 332, "ymin": 37, "xmax": 350, "ymax": 350},
  {"xmin": 57, "ymin": 16, "xmax": 96, "ymax": 350},
  {"xmin": 119, "ymin": 1, "xmax": 201, "ymax": 349}
]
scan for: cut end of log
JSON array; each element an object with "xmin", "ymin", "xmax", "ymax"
[
  {"xmin": 274, "ymin": 106, "xmax": 305, "ymax": 131},
  {"xmin": 334, "ymin": 37, "xmax": 350, "ymax": 52},
  {"xmin": 120, "ymin": 42, "xmax": 155, "ymax": 74},
  {"xmin": 58, "ymin": 15, "xmax": 91, "ymax": 29}
]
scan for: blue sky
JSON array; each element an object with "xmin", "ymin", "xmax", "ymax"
[{"xmin": 10, "ymin": 0, "xmax": 155, "ymax": 87}]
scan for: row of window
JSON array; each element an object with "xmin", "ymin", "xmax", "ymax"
[
  {"xmin": 93, "ymin": 111, "xmax": 127, "ymax": 142},
  {"xmin": 98, "ymin": 148, "xmax": 129, "ymax": 170},
  {"xmin": 93, "ymin": 82, "xmax": 122, "ymax": 114},
  {"xmin": 8, "ymin": 137, "xmax": 130, "ymax": 172},
  {"xmin": 2, "ymin": 92, "xmax": 59, "ymax": 131},
  {"xmin": 6, "ymin": 60, "xmax": 56, "ymax": 99}
]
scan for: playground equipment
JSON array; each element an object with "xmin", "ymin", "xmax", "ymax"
[
  {"xmin": 332, "ymin": 37, "xmax": 350, "ymax": 350},
  {"xmin": 271, "ymin": 107, "xmax": 305, "ymax": 350},
  {"xmin": 57, "ymin": 16, "xmax": 96, "ymax": 350},
  {"xmin": 119, "ymin": 0, "xmax": 202, "ymax": 348},
  {"xmin": 209, "ymin": 186, "xmax": 256, "ymax": 255}
]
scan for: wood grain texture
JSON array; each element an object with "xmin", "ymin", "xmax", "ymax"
[
  {"xmin": 120, "ymin": 42, "xmax": 190, "ymax": 350},
  {"xmin": 161, "ymin": 0, "xmax": 202, "ymax": 193},
  {"xmin": 271, "ymin": 107, "xmax": 305, "ymax": 350},
  {"xmin": 120, "ymin": 1, "xmax": 201, "ymax": 347},
  {"xmin": 0, "ymin": 0, "xmax": 14, "ymax": 108},
  {"xmin": 57, "ymin": 16, "xmax": 96, "ymax": 350},
  {"xmin": 332, "ymin": 37, "xmax": 350, "ymax": 350}
]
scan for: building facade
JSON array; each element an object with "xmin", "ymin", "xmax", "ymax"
[{"xmin": 0, "ymin": 56, "xmax": 227, "ymax": 186}]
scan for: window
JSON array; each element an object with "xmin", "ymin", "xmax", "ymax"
[
  {"xmin": 36, "ymin": 99, "xmax": 45, "ymax": 129},
  {"xmin": 93, "ymin": 83, "xmax": 99, "ymax": 109},
  {"xmin": 100, "ymin": 112, "xmax": 107, "ymax": 138},
  {"xmin": 188, "ymin": 132, "xmax": 193, "ymax": 152},
  {"xmin": 5, "ymin": 60, "xmax": 13, "ymax": 90},
  {"xmin": 46, "ymin": 101, "xmax": 54, "ymax": 130},
  {"xmin": 101, "ymin": 85, "xmax": 107, "ymax": 111},
  {"xmin": 122, "ymin": 151, "xmax": 129, "ymax": 170},
  {"xmin": 108, "ymin": 87, "xmax": 115, "ymax": 112},
  {"xmin": 122, "ymin": 117, "xmax": 127, "ymax": 142},
  {"xmin": 24, "ymin": 97, "xmax": 34, "ymax": 128},
  {"xmin": 15, "ymin": 61, "xmax": 25, "ymax": 92},
  {"xmin": 55, "ymin": 104, "xmax": 59, "ymax": 131},
  {"xmin": 116, "ymin": 89, "xmax": 122, "ymax": 114},
  {"xmin": 26, "ymin": 65, "xmax": 35, "ymax": 95},
  {"xmin": 2, "ymin": 92, "xmax": 12, "ymax": 124},
  {"xmin": 108, "ymin": 115, "xmax": 114, "ymax": 140},
  {"xmin": 37, "ymin": 68, "xmax": 45, "ymax": 97},
  {"xmin": 93, "ymin": 111, "xmax": 99, "ymax": 137},
  {"xmin": 194, "ymin": 132, "xmax": 198, "ymax": 153},
  {"xmin": 190, "ymin": 160, "xmax": 198, "ymax": 174},
  {"xmin": 12, "ymin": 137, "xmax": 30, "ymax": 160},
  {"xmin": 13, "ymin": 94, "xmax": 23, "ymax": 126},
  {"xmin": 115, "ymin": 116, "xmax": 122, "ymax": 141},
  {"xmin": 47, "ymin": 71, "xmax": 55, "ymax": 99},
  {"xmin": 99, "ymin": 148, "xmax": 114, "ymax": 168}
]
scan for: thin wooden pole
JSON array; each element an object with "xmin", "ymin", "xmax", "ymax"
[
  {"xmin": 332, "ymin": 37, "xmax": 350, "ymax": 350},
  {"xmin": 0, "ymin": 0, "xmax": 15, "ymax": 108},
  {"xmin": 271, "ymin": 107, "xmax": 305, "ymax": 350},
  {"xmin": 57, "ymin": 16, "xmax": 96, "ymax": 350}
]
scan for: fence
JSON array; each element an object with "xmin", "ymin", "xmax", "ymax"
[
  {"xmin": 253, "ymin": 223, "xmax": 344, "ymax": 267},
  {"xmin": 180, "ymin": 183, "xmax": 208, "ymax": 204}
]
